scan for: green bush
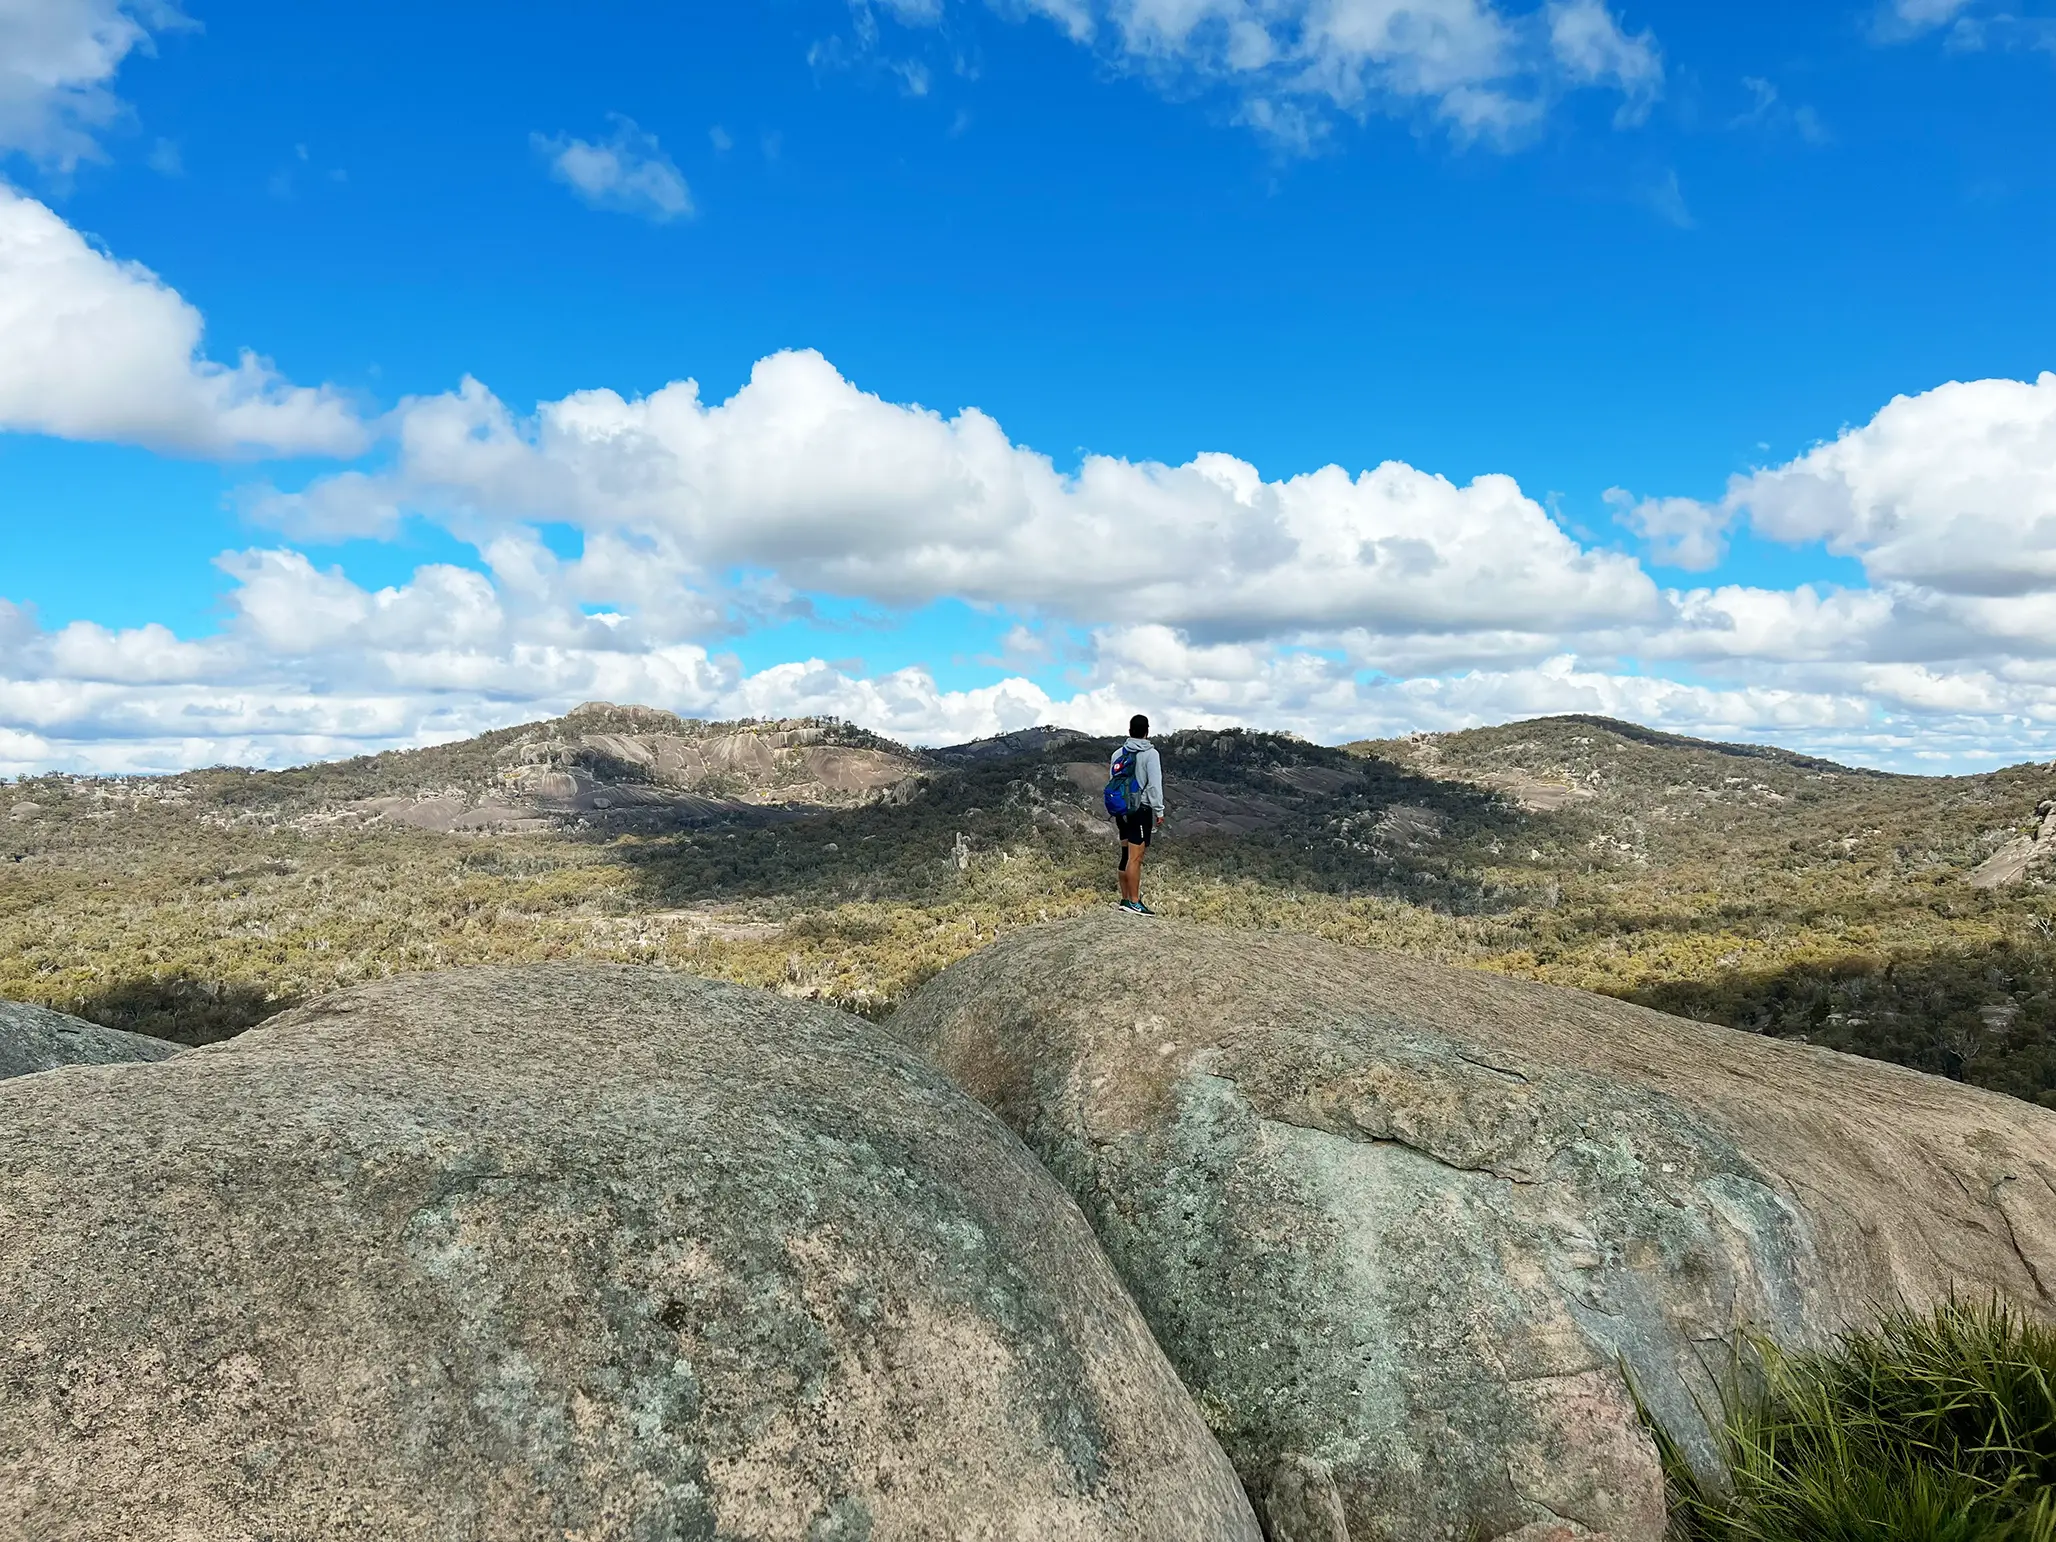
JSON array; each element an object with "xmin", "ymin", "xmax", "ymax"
[{"xmin": 1653, "ymin": 1300, "xmax": 2056, "ymax": 1541}]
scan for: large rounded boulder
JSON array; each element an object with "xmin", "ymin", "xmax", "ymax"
[
  {"xmin": 0, "ymin": 997, "xmax": 181, "ymax": 1080},
  {"xmin": 894, "ymin": 918, "xmax": 2056, "ymax": 1542},
  {"xmin": 0, "ymin": 965, "xmax": 1260, "ymax": 1541}
]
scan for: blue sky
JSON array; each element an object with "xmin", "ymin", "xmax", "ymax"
[{"xmin": 3, "ymin": 0, "xmax": 2056, "ymax": 773}]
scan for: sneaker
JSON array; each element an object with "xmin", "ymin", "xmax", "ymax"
[
  {"xmin": 1117, "ymin": 899, "xmax": 1144, "ymax": 913},
  {"xmin": 1133, "ymin": 901, "xmax": 1158, "ymax": 916}
]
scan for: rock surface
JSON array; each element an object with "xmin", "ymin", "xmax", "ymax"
[
  {"xmin": 0, "ymin": 998, "xmax": 181, "ymax": 1080},
  {"xmin": 1970, "ymin": 795, "xmax": 2056, "ymax": 886},
  {"xmin": 0, "ymin": 965, "xmax": 1259, "ymax": 1541},
  {"xmin": 330, "ymin": 706, "xmax": 929, "ymax": 833},
  {"xmin": 895, "ymin": 918, "xmax": 2056, "ymax": 1542},
  {"xmin": 505, "ymin": 704, "xmax": 923, "ymax": 812}
]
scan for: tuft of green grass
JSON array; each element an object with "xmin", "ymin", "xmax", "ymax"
[{"xmin": 1651, "ymin": 1300, "xmax": 2056, "ymax": 1541}]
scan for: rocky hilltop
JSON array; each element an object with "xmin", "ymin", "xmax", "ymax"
[
  {"xmin": 3, "ymin": 934, "xmax": 2051, "ymax": 1539},
  {"xmin": 895, "ymin": 917, "xmax": 2056, "ymax": 1541},
  {"xmin": 0, "ymin": 966, "xmax": 1257, "ymax": 1540},
  {"xmin": 284, "ymin": 702, "xmax": 929, "ymax": 833}
]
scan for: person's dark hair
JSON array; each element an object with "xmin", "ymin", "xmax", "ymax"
[{"xmin": 1129, "ymin": 714, "xmax": 1149, "ymax": 737}]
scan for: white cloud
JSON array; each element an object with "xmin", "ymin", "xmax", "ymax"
[
  {"xmin": 1597, "ymin": 372, "xmax": 2056, "ymax": 721},
  {"xmin": 534, "ymin": 116, "xmax": 693, "ymax": 223},
  {"xmin": 1605, "ymin": 486, "xmax": 1728, "ymax": 569},
  {"xmin": 1734, "ymin": 75, "xmax": 1777, "ymax": 121},
  {"xmin": 1694, "ymin": 374, "xmax": 2056, "ymax": 599},
  {"xmin": 0, "ymin": 183, "xmax": 367, "ymax": 456},
  {"xmin": 9, "ymin": 562, "xmax": 2047, "ymax": 777},
  {"xmin": 862, "ymin": 0, "xmax": 1662, "ymax": 147},
  {"xmin": 1652, "ymin": 585, "xmax": 1899, "ymax": 664},
  {"xmin": 1867, "ymin": 0, "xmax": 2056, "ymax": 51},
  {"xmin": 0, "ymin": 597, "xmax": 38, "ymax": 651},
  {"xmin": 245, "ymin": 470, "xmax": 405, "ymax": 541},
  {"xmin": 1019, "ymin": 0, "xmax": 1097, "ymax": 42},
  {"xmin": 1731, "ymin": 77, "xmax": 1827, "ymax": 143},
  {"xmin": 14, "ymin": 355, "xmax": 2056, "ymax": 776},
  {"xmin": 1875, "ymin": 0, "xmax": 1976, "ymax": 37},
  {"xmin": 286, "ymin": 349, "xmax": 1661, "ymax": 647},
  {"xmin": 1546, "ymin": 0, "xmax": 1661, "ymax": 120},
  {"xmin": 0, "ymin": 0, "xmax": 183, "ymax": 169}
]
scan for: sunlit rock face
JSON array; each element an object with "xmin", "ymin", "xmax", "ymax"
[
  {"xmin": 349, "ymin": 706, "xmax": 930, "ymax": 833},
  {"xmin": 0, "ymin": 965, "xmax": 1259, "ymax": 1542},
  {"xmin": 896, "ymin": 917, "xmax": 2056, "ymax": 1542}
]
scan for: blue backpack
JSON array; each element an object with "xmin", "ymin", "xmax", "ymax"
[{"xmin": 1104, "ymin": 745, "xmax": 1145, "ymax": 818}]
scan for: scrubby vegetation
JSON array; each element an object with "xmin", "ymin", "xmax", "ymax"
[
  {"xmin": 1357, "ymin": 717, "xmax": 2056, "ymax": 1106},
  {"xmin": 0, "ymin": 725, "xmax": 1505, "ymax": 1036},
  {"xmin": 6, "ymin": 709, "xmax": 2056, "ymax": 1108},
  {"xmin": 1650, "ymin": 1300, "xmax": 2056, "ymax": 1541}
]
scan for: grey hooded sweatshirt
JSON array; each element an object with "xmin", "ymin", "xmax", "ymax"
[{"xmin": 1113, "ymin": 737, "xmax": 1165, "ymax": 817}]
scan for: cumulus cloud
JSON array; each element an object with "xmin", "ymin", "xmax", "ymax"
[
  {"xmin": 1658, "ymin": 374, "xmax": 2056, "ymax": 600},
  {"xmin": 534, "ymin": 116, "xmax": 693, "ymax": 223},
  {"xmin": 14, "ymin": 355, "xmax": 2056, "ymax": 776},
  {"xmin": 1599, "ymin": 372, "xmax": 2056, "ymax": 721},
  {"xmin": 0, "ymin": 183, "xmax": 367, "ymax": 456},
  {"xmin": 0, "ymin": 0, "xmax": 183, "ymax": 169},
  {"xmin": 7, "ymin": 559, "xmax": 2049, "ymax": 777},
  {"xmin": 1605, "ymin": 486, "xmax": 1729, "ymax": 569},
  {"xmin": 287, "ymin": 349, "xmax": 1661, "ymax": 645},
  {"xmin": 865, "ymin": 0, "xmax": 1661, "ymax": 146}
]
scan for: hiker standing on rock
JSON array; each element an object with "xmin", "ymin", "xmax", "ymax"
[{"xmin": 1106, "ymin": 714, "xmax": 1166, "ymax": 915}]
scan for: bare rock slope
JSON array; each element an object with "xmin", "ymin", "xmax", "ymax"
[
  {"xmin": 354, "ymin": 703, "xmax": 926, "ymax": 832},
  {"xmin": 0, "ymin": 998, "xmax": 181, "ymax": 1081},
  {"xmin": 1971, "ymin": 795, "xmax": 2056, "ymax": 887},
  {"xmin": 0, "ymin": 966, "xmax": 1259, "ymax": 1542},
  {"xmin": 894, "ymin": 918, "xmax": 2056, "ymax": 1542}
]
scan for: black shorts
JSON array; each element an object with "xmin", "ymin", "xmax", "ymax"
[{"xmin": 1116, "ymin": 808, "xmax": 1155, "ymax": 846}]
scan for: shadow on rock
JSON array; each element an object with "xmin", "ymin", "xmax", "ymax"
[{"xmin": 68, "ymin": 974, "xmax": 296, "ymax": 1047}]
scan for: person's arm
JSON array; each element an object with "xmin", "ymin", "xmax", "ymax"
[{"xmin": 1145, "ymin": 748, "xmax": 1166, "ymax": 818}]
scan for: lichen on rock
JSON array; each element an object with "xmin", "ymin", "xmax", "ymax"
[
  {"xmin": 894, "ymin": 917, "xmax": 2056, "ymax": 1542},
  {"xmin": 0, "ymin": 964, "xmax": 1258, "ymax": 1541}
]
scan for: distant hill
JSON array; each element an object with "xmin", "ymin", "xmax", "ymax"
[
  {"xmin": 177, "ymin": 702, "xmax": 929, "ymax": 833},
  {"xmin": 5, "ymin": 710, "xmax": 2053, "ymax": 1109},
  {"xmin": 1351, "ymin": 715, "xmax": 2056, "ymax": 1104}
]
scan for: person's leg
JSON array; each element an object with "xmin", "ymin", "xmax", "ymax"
[{"xmin": 1118, "ymin": 839, "xmax": 1143, "ymax": 902}]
